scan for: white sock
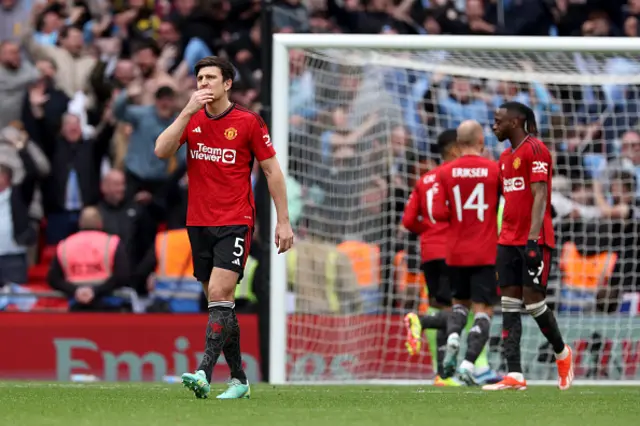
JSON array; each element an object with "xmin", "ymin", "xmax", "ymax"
[
  {"xmin": 460, "ymin": 360, "xmax": 474, "ymax": 373},
  {"xmin": 556, "ymin": 345, "xmax": 569, "ymax": 360},
  {"xmin": 507, "ymin": 372, "xmax": 525, "ymax": 382}
]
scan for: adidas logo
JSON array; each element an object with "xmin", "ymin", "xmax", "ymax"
[
  {"xmin": 232, "ymin": 259, "xmax": 241, "ymax": 266},
  {"xmin": 193, "ymin": 127, "xmax": 201, "ymax": 133},
  {"xmin": 470, "ymin": 325, "xmax": 481, "ymax": 334}
]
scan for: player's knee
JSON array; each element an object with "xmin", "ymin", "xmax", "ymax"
[
  {"xmin": 207, "ymin": 267, "xmax": 239, "ymax": 302},
  {"xmin": 524, "ymin": 299, "xmax": 548, "ymax": 318},
  {"xmin": 452, "ymin": 299, "xmax": 471, "ymax": 308},
  {"xmin": 501, "ymin": 296, "xmax": 522, "ymax": 313},
  {"xmin": 472, "ymin": 303, "xmax": 493, "ymax": 317},
  {"xmin": 500, "ymin": 285, "xmax": 522, "ymax": 300},
  {"xmin": 522, "ymin": 286, "xmax": 545, "ymax": 305}
]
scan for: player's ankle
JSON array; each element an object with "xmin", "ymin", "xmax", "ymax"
[
  {"xmin": 460, "ymin": 360, "xmax": 474, "ymax": 372},
  {"xmin": 507, "ymin": 372, "xmax": 525, "ymax": 382},
  {"xmin": 555, "ymin": 345, "xmax": 570, "ymax": 360}
]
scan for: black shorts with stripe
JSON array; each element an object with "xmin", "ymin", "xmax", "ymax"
[
  {"xmin": 496, "ymin": 244, "xmax": 552, "ymax": 294},
  {"xmin": 187, "ymin": 225, "xmax": 252, "ymax": 283}
]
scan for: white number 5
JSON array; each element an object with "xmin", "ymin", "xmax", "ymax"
[{"xmin": 233, "ymin": 237, "xmax": 245, "ymax": 257}]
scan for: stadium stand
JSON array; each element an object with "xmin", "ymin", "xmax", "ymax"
[{"xmin": 0, "ymin": 0, "xmax": 639, "ymax": 322}]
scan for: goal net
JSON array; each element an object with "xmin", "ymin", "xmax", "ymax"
[{"xmin": 270, "ymin": 34, "xmax": 640, "ymax": 384}]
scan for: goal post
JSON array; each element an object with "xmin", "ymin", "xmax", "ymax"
[{"xmin": 270, "ymin": 33, "xmax": 640, "ymax": 385}]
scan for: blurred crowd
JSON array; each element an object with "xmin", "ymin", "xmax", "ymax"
[{"xmin": 0, "ymin": 0, "xmax": 639, "ymax": 315}]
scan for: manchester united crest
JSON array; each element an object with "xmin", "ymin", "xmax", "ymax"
[
  {"xmin": 224, "ymin": 127, "xmax": 237, "ymax": 140},
  {"xmin": 513, "ymin": 157, "xmax": 521, "ymax": 170}
]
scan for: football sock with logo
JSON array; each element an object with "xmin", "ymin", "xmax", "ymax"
[
  {"xmin": 463, "ymin": 314, "xmax": 489, "ymax": 370},
  {"xmin": 221, "ymin": 304, "xmax": 248, "ymax": 384},
  {"xmin": 423, "ymin": 308, "xmax": 448, "ymax": 376},
  {"xmin": 502, "ymin": 297, "xmax": 523, "ymax": 373},
  {"xmin": 446, "ymin": 304, "xmax": 470, "ymax": 338},
  {"xmin": 198, "ymin": 302, "xmax": 234, "ymax": 383},
  {"xmin": 464, "ymin": 313, "xmax": 491, "ymax": 365},
  {"xmin": 525, "ymin": 301, "xmax": 566, "ymax": 354}
]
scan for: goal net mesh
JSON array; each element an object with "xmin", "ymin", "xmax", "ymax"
[{"xmin": 283, "ymin": 46, "xmax": 640, "ymax": 382}]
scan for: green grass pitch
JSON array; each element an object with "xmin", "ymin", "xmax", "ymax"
[{"xmin": 2, "ymin": 382, "xmax": 639, "ymax": 426}]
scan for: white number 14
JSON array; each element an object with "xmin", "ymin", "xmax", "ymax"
[{"xmin": 452, "ymin": 183, "xmax": 489, "ymax": 222}]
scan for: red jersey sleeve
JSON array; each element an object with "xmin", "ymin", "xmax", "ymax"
[
  {"xmin": 402, "ymin": 185, "xmax": 427, "ymax": 234},
  {"xmin": 249, "ymin": 115, "xmax": 276, "ymax": 161},
  {"xmin": 430, "ymin": 170, "xmax": 450, "ymax": 222},
  {"xmin": 527, "ymin": 141, "xmax": 551, "ymax": 184}
]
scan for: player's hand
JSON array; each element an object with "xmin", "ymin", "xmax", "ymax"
[
  {"xmin": 525, "ymin": 239, "xmax": 542, "ymax": 274},
  {"xmin": 275, "ymin": 221, "xmax": 294, "ymax": 254},
  {"xmin": 183, "ymin": 89, "xmax": 215, "ymax": 116},
  {"xmin": 75, "ymin": 287, "xmax": 94, "ymax": 304}
]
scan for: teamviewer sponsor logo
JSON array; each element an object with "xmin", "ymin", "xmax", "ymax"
[
  {"xmin": 222, "ymin": 149, "xmax": 236, "ymax": 164},
  {"xmin": 190, "ymin": 143, "xmax": 236, "ymax": 164},
  {"xmin": 532, "ymin": 161, "xmax": 548, "ymax": 174},
  {"xmin": 503, "ymin": 177, "xmax": 525, "ymax": 193}
]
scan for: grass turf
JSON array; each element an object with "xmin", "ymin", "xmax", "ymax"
[{"xmin": 1, "ymin": 382, "xmax": 639, "ymax": 426}]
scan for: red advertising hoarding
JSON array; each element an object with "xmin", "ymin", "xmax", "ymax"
[{"xmin": 0, "ymin": 313, "xmax": 262, "ymax": 382}]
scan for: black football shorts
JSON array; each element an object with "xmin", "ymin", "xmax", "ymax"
[
  {"xmin": 448, "ymin": 265, "xmax": 498, "ymax": 305},
  {"xmin": 187, "ymin": 225, "xmax": 252, "ymax": 283},
  {"xmin": 496, "ymin": 244, "xmax": 552, "ymax": 294},
  {"xmin": 421, "ymin": 259, "xmax": 451, "ymax": 307}
]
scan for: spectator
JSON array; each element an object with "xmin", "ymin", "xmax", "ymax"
[
  {"xmin": 112, "ymin": 85, "xmax": 184, "ymax": 202},
  {"xmin": 0, "ymin": 40, "xmax": 39, "ymax": 130},
  {"xmin": 47, "ymin": 206, "xmax": 130, "ymax": 312},
  {"xmin": 0, "ymin": 129, "xmax": 40, "ymax": 285},
  {"xmin": 41, "ymin": 113, "xmax": 114, "ymax": 244},
  {"xmin": 23, "ymin": 25, "xmax": 96, "ymax": 101},
  {"xmin": 0, "ymin": 0, "xmax": 30, "ymax": 42}
]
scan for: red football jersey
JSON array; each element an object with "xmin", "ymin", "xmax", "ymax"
[
  {"xmin": 180, "ymin": 104, "xmax": 275, "ymax": 227},
  {"xmin": 402, "ymin": 166, "xmax": 448, "ymax": 263},
  {"xmin": 432, "ymin": 155, "xmax": 500, "ymax": 266},
  {"xmin": 498, "ymin": 135, "xmax": 555, "ymax": 248}
]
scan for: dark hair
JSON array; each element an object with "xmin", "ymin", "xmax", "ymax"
[
  {"xmin": 500, "ymin": 101, "xmax": 538, "ymax": 136},
  {"xmin": 155, "ymin": 86, "xmax": 175, "ymax": 100},
  {"xmin": 436, "ymin": 129, "xmax": 457, "ymax": 158},
  {"xmin": 58, "ymin": 25, "xmax": 82, "ymax": 40},
  {"xmin": 611, "ymin": 169, "xmax": 637, "ymax": 192},
  {"xmin": 132, "ymin": 39, "xmax": 161, "ymax": 57},
  {"xmin": 194, "ymin": 56, "xmax": 235, "ymax": 82}
]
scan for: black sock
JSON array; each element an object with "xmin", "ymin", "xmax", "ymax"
[
  {"xmin": 420, "ymin": 310, "xmax": 449, "ymax": 330},
  {"xmin": 436, "ymin": 328, "xmax": 447, "ymax": 377},
  {"xmin": 502, "ymin": 311, "xmax": 523, "ymax": 373},
  {"xmin": 526, "ymin": 301, "xmax": 565, "ymax": 354},
  {"xmin": 464, "ymin": 313, "xmax": 491, "ymax": 364},
  {"xmin": 198, "ymin": 303, "xmax": 233, "ymax": 383},
  {"xmin": 222, "ymin": 307, "xmax": 247, "ymax": 384},
  {"xmin": 446, "ymin": 304, "xmax": 469, "ymax": 338}
]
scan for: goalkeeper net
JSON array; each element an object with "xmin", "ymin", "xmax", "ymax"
[{"xmin": 273, "ymin": 35, "xmax": 640, "ymax": 384}]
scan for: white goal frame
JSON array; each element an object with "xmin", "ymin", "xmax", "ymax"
[{"xmin": 269, "ymin": 33, "xmax": 640, "ymax": 386}]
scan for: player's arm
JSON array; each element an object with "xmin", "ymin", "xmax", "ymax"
[
  {"xmin": 529, "ymin": 182, "xmax": 546, "ymax": 240},
  {"xmin": 430, "ymin": 175, "xmax": 450, "ymax": 222},
  {"xmin": 402, "ymin": 186, "xmax": 428, "ymax": 234},
  {"xmin": 527, "ymin": 151, "xmax": 550, "ymax": 241},
  {"xmin": 154, "ymin": 89, "xmax": 214, "ymax": 158},
  {"xmin": 251, "ymin": 117, "xmax": 294, "ymax": 253}
]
